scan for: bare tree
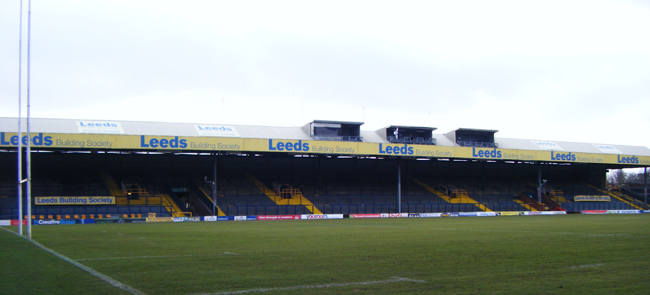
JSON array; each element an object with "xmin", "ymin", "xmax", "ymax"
[
  {"xmin": 626, "ymin": 172, "xmax": 641, "ymax": 184},
  {"xmin": 607, "ymin": 169, "xmax": 627, "ymax": 186}
]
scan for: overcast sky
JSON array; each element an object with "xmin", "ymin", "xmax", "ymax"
[{"xmin": 1, "ymin": 0, "xmax": 649, "ymax": 147}]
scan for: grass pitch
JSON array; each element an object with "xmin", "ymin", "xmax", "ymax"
[{"xmin": 2, "ymin": 214, "xmax": 650, "ymax": 294}]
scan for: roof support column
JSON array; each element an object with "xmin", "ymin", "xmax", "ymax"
[
  {"xmin": 643, "ymin": 167, "xmax": 648, "ymax": 207},
  {"xmin": 397, "ymin": 159, "xmax": 402, "ymax": 213},
  {"xmin": 481, "ymin": 161, "xmax": 485, "ymax": 196},
  {"xmin": 317, "ymin": 156, "xmax": 321, "ymax": 191},
  {"xmin": 537, "ymin": 163, "xmax": 542, "ymax": 205},
  {"xmin": 213, "ymin": 153, "xmax": 218, "ymax": 216}
]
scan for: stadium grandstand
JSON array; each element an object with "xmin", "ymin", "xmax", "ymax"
[{"xmin": 1, "ymin": 117, "xmax": 649, "ymax": 220}]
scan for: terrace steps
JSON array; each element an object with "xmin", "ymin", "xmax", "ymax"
[
  {"xmin": 245, "ymin": 174, "xmax": 322, "ymax": 214},
  {"xmin": 101, "ymin": 172, "xmax": 123, "ymax": 196},
  {"xmin": 550, "ymin": 192, "xmax": 569, "ymax": 203},
  {"xmin": 546, "ymin": 195, "xmax": 565, "ymax": 204},
  {"xmin": 410, "ymin": 177, "xmax": 492, "ymax": 212},
  {"xmin": 115, "ymin": 195, "xmax": 165, "ymax": 206},
  {"xmin": 161, "ymin": 194, "xmax": 187, "ymax": 217},
  {"xmin": 514, "ymin": 199, "xmax": 538, "ymax": 211},
  {"xmin": 519, "ymin": 194, "xmax": 545, "ymax": 211},
  {"xmin": 588, "ymin": 184, "xmax": 644, "ymax": 210},
  {"xmin": 522, "ymin": 180, "xmax": 568, "ymax": 203},
  {"xmin": 197, "ymin": 185, "xmax": 226, "ymax": 216}
]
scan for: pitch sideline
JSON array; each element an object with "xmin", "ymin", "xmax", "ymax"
[{"xmin": 76, "ymin": 252, "xmax": 241, "ymax": 261}]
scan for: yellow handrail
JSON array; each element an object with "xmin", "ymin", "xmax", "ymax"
[{"xmin": 280, "ymin": 188, "xmax": 303, "ymax": 199}]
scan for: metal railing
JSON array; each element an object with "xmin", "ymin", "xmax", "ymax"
[
  {"xmin": 3, "ymin": 205, "xmax": 173, "ymax": 219},
  {"xmin": 387, "ymin": 136, "xmax": 436, "ymax": 145},
  {"xmin": 457, "ymin": 141, "xmax": 498, "ymax": 148},
  {"xmin": 217, "ymin": 200, "xmax": 649, "ymax": 216},
  {"xmin": 218, "ymin": 202, "xmax": 526, "ymax": 215},
  {"xmin": 312, "ymin": 135, "xmax": 363, "ymax": 142},
  {"xmin": 116, "ymin": 195, "xmax": 162, "ymax": 205}
]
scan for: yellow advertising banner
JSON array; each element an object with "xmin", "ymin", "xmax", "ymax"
[
  {"xmin": 574, "ymin": 195, "xmax": 611, "ymax": 202},
  {"xmin": 357, "ymin": 142, "xmax": 456, "ymax": 158},
  {"xmin": 245, "ymin": 138, "xmax": 311, "ymax": 153},
  {"xmin": 308, "ymin": 140, "xmax": 359, "ymax": 154},
  {"xmin": 246, "ymin": 138, "xmax": 362, "ymax": 155},
  {"xmin": 0, "ymin": 132, "xmax": 244, "ymax": 151},
  {"xmin": 455, "ymin": 146, "xmax": 539, "ymax": 161},
  {"xmin": 412, "ymin": 145, "xmax": 456, "ymax": 158},
  {"xmin": 35, "ymin": 196, "xmax": 115, "ymax": 205},
  {"xmin": 536, "ymin": 151, "xmax": 606, "ymax": 164},
  {"xmin": 1, "ymin": 132, "xmax": 648, "ymax": 166},
  {"xmin": 146, "ymin": 217, "xmax": 174, "ymax": 223},
  {"xmin": 604, "ymin": 154, "xmax": 650, "ymax": 166},
  {"xmin": 640, "ymin": 156, "xmax": 650, "ymax": 166},
  {"xmin": 498, "ymin": 211, "xmax": 522, "ymax": 216}
]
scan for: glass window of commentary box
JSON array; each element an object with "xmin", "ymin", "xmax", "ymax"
[
  {"xmin": 306, "ymin": 120, "xmax": 364, "ymax": 142},
  {"xmin": 384, "ymin": 126, "xmax": 437, "ymax": 145},
  {"xmin": 454, "ymin": 128, "xmax": 498, "ymax": 148}
]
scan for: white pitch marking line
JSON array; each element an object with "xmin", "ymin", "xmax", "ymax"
[
  {"xmin": 343, "ymin": 224, "xmax": 645, "ymax": 238},
  {"xmin": 196, "ymin": 277, "xmax": 426, "ymax": 295},
  {"xmin": 0, "ymin": 227, "xmax": 146, "ymax": 295},
  {"xmin": 569, "ymin": 264, "xmax": 605, "ymax": 269},
  {"xmin": 76, "ymin": 252, "xmax": 240, "ymax": 261}
]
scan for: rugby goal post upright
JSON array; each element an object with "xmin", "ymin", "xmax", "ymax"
[
  {"xmin": 16, "ymin": 0, "xmax": 24, "ymax": 236},
  {"xmin": 16, "ymin": 0, "xmax": 33, "ymax": 238},
  {"xmin": 26, "ymin": 0, "xmax": 33, "ymax": 239}
]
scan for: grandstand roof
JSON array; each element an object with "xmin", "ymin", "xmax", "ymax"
[
  {"xmin": 0, "ymin": 117, "xmax": 311, "ymax": 139},
  {"xmin": 1, "ymin": 117, "xmax": 649, "ymax": 160},
  {"xmin": 454, "ymin": 128, "xmax": 499, "ymax": 133},
  {"xmin": 495, "ymin": 137, "xmax": 650, "ymax": 157},
  {"xmin": 310, "ymin": 120, "xmax": 364, "ymax": 126}
]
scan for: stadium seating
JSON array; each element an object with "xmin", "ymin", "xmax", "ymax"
[{"xmin": 1, "ymin": 150, "xmax": 646, "ymax": 218}]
